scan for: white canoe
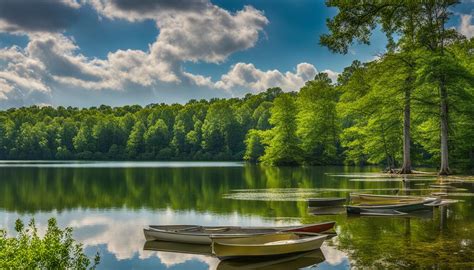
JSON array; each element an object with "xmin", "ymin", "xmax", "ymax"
[
  {"xmin": 346, "ymin": 197, "xmax": 438, "ymax": 214},
  {"xmin": 211, "ymin": 232, "xmax": 327, "ymax": 259},
  {"xmin": 144, "ymin": 222, "xmax": 335, "ymax": 244}
]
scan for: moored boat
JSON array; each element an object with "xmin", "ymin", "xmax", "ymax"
[
  {"xmin": 308, "ymin": 197, "xmax": 346, "ymax": 207},
  {"xmin": 346, "ymin": 197, "xmax": 438, "ymax": 214},
  {"xmin": 211, "ymin": 232, "xmax": 327, "ymax": 259},
  {"xmin": 144, "ymin": 222, "xmax": 335, "ymax": 244}
]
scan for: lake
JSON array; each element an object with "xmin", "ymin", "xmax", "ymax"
[{"xmin": 0, "ymin": 161, "xmax": 473, "ymax": 269}]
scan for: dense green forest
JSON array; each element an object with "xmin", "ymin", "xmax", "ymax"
[{"xmin": 0, "ymin": 1, "xmax": 473, "ymax": 173}]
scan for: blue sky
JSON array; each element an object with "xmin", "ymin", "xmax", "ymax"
[{"xmin": 0, "ymin": 0, "xmax": 472, "ymax": 109}]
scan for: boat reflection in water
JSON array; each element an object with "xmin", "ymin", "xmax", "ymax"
[
  {"xmin": 143, "ymin": 240, "xmax": 326, "ymax": 269},
  {"xmin": 309, "ymin": 206, "xmax": 346, "ymax": 215}
]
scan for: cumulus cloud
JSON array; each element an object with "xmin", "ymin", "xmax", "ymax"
[
  {"xmin": 0, "ymin": 45, "xmax": 51, "ymax": 105},
  {"xmin": 321, "ymin": 69, "xmax": 340, "ymax": 83},
  {"xmin": 156, "ymin": 252, "xmax": 219, "ymax": 269},
  {"xmin": 0, "ymin": 0, "xmax": 80, "ymax": 33},
  {"xmin": 0, "ymin": 78, "xmax": 13, "ymax": 100},
  {"xmin": 27, "ymin": 34, "xmax": 105, "ymax": 83},
  {"xmin": 90, "ymin": 0, "xmax": 209, "ymax": 21},
  {"xmin": 459, "ymin": 14, "xmax": 474, "ymax": 38},
  {"xmin": 216, "ymin": 62, "xmax": 318, "ymax": 93},
  {"xmin": 151, "ymin": 5, "xmax": 268, "ymax": 64},
  {"xmin": 90, "ymin": 0, "xmax": 268, "ymax": 86},
  {"xmin": 0, "ymin": 0, "xmax": 271, "ymax": 107},
  {"xmin": 0, "ymin": 34, "xmax": 116, "ymax": 103},
  {"xmin": 0, "ymin": 0, "xmax": 333, "ymax": 108}
]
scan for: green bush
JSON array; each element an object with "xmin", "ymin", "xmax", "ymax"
[{"xmin": 0, "ymin": 218, "xmax": 100, "ymax": 269}]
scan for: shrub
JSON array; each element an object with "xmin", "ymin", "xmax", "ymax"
[{"xmin": 0, "ymin": 218, "xmax": 100, "ymax": 269}]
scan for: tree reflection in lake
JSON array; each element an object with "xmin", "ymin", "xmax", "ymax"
[{"xmin": 0, "ymin": 162, "xmax": 472, "ymax": 269}]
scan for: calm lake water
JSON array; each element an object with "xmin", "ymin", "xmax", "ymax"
[{"xmin": 0, "ymin": 162, "xmax": 473, "ymax": 269}]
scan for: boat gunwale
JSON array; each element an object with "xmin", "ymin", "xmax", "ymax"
[
  {"xmin": 346, "ymin": 197, "xmax": 437, "ymax": 209},
  {"xmin": 143, "ymin": 228, "xmax": 273, "ymax": 237}
]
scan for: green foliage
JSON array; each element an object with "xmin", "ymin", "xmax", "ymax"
[
  {"xmin": 244, "ymin": 129, "xmax": 266, "ymax": 162},
  {"xmin": 337, "ymin": 60, "xmax": 403, "ymax": 167},
  {"xmin": 144, "ymin": 119, "xmax": 169, "ymax": 155},
  {"xmin": 319, "ymin": 0, "xmax": 474, "ymax": 174},
  {"xmin": 201, "ymin": 101, "xmax": 240, "ymax": 156},
  {"xmin": 0, "ymin": 89, "xmax": 281, "ymax": 162},
  {"xmin": 261, "ymin": 94, "xmax": 302, "ymax": 165},
  {"xmin": 127, "ymin": 121, "xmax": 146, "ymax": 158},
  {"xmin": 0, "ymin": 218, "xmax": 99, "ymax": 269},
  {"xmin": 296, "ymin": 73, "xmax": 341, "ymax": 164}
]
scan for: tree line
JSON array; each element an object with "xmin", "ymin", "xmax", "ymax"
[
  {"xmin": 0, "ymin": 1, "xmax": 473, "ymax": 174},
  {"xmin": 0, "ymin": 88, "xmax": 281, "ymax": 161}
]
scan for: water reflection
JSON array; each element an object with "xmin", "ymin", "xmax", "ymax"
[
  {"xmin": 0, "ymin": 162, "xmax": 472, "ymax": 269},
  {"xmin": 143, "ymin": 241, "xmax": 327, "ymax": 270}
]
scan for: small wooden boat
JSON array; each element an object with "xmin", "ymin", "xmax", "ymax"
[
  {"xmin": 144, "ymin": 222, "xmax": 335, "ymax": 244},
  {"xmin": 346, "ymin": 197, "xmax": 438, "ymax": 214},
  {"xmin": 307, "ymin": 197, "xmax": 346, "ymax": 207},
  {"xmin": 211, "ymin": 232, "xmax": 327, "ymax": 259}
]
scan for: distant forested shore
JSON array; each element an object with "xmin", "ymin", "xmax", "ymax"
[
  {"xmin": 0, "ymin": 34, "xmax": 473, "ymax": 173},
  {"xmin": 0, "ymin": 0, "xmax": 474, "ymax": 175},
  {"xmin": 1, "ymin": 2, "xmax": 474, "ymax": 174}
]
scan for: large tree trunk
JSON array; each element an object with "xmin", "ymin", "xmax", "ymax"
[
  {"xmin": 439, "ymin": 82, "xmax": 451, "ymax": 175},
  {"xmin": 400, "ymin": 87, "xmax": 412, "ymax": 174}
]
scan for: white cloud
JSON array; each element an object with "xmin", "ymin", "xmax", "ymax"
[
  {"xmin": 155, "ymin": 252, "xmax": 219, "ymax": 269},
  {"xmin": 150, "ymin": 5, "xmax": 268, "ymax": 64},
  {"xmin": 0, "ymin": 45, "xmax": 51, "ymax": 105},
  {"xmin": 90, "ymin": 0, "xmax": 210, "ymax": 22},
  {"xmin": 322, "ymin": 69, "xmax": 340, "ymax": 83},
  {"xmin": 0, "ymin": 1, "xmax": 271, "ymax": 107},
  {"xmin": 0, "ymin": 78, "xmax": 13, "ymax": 100},
  {"xmin": 321, "ymin": 241, "xmax": 349, "ymax": 266},
  {"xmin": 215, "ymin": 62, "xmax": 318, "ymax": 93},
  {"xmin": 459, "ymin": 14, "xmax": 474, "ymax": 38},
  {"xmin": 0, "ymin": 1, "xmax": 80, "ymax": 34},
  {"xmin": 0, "ymin": 0, "xmax": 335, "ymax": 108}
]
